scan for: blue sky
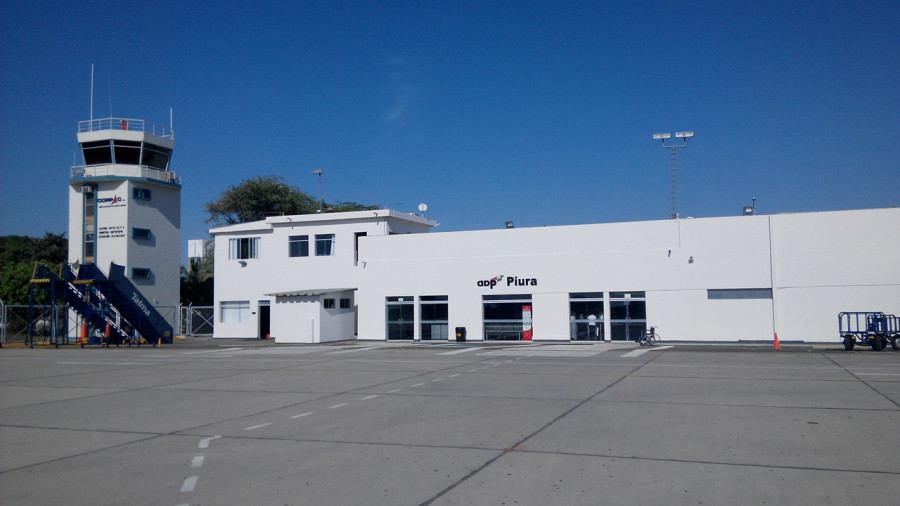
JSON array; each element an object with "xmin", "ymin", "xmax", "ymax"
[{"xmin": 2, "ymin": 0, "xmax": 898, "ymax": 264}]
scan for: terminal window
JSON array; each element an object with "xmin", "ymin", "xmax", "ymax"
[
  {"xmin": 707, "ymin": 288, "xmax": 772, "ymax": 299},
  {"xmin": 315, "ymin": 234, "xmax": 335, "ymax": 256},
  {"xmin": 229, "ymin": 237, "xmax": 259, "ymax": 259},
  {"xmin": 324, "ymin": 298, "xmax": 336, "ymax": 309},
  {"xmin": 289, "ymin": 235, "xmax": 309, "ymax": 257},
  {"xmin": 220, "ymin": 301, "xmax": 250, "ymax": 323}
]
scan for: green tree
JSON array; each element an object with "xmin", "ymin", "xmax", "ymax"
[
  {"xmin": 204, "ymin": 175, "xmax": 381, "ymax": 226},
  {"xmin": 330, "ymin": 201, "xmax": 381, "ymax": 212},
  {"xmin": 0, "ymin": 232, "xmax": 67, "ymax": 304},
  {"xmin": 204, "ymin": 175, "xmax": 319, "ymax": 226},
  {"xmin": 180, "ymin": 242, "xmax": 214, "ymax": 306}
]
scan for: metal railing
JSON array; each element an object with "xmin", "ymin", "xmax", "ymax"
[
  {"xmin": 79, "ymin": 117, "xmax": 174, "ymax": 139},
  {"xmin": 71, "ymin": 165, "xmax": 180, "ymax": 185}
]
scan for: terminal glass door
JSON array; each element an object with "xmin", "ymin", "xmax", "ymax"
[
  {"xmin": 570, "ymin": 292, "xmax": 604, "ymax": 341},
  {"xmin": 386, "ymin": 296, "xmax": 414, "ymax": 340},
  {"xmin": 609, "ymin": 291, "xmax": 646, "ymax": 341},
  {"xmin": 420, "ymin": 296, "xmax": 448, "ymax": 340},
  {"xmin": 483, "ymin": 294, "xmax": 532, "ymax": 341}
]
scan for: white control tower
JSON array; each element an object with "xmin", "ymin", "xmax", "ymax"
[{"xmin": 67, "ymin": 117, "xmax": 181, "ymax": 312}]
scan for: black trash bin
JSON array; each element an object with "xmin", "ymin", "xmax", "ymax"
[{"xmin": 455, "ymin": 327, "xmax": 466, "ymax": 342}]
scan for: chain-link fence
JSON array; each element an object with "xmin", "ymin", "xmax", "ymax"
[
  {"xmin": 1, "ymin": 304, "xmax": 75, "ymax": 345},
  {"xmin": 180, "ymin": 305, "xmax": 214, "ymax": 336},
  {"xmin": 1, "ymin": 303, "xmax": 214, "ymax": 344}
]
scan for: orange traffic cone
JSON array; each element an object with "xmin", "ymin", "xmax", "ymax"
[
  {"xmin": 773, "ymin": 333, "xmax": 781, "ymax": 350},
  {"xmin": 78, "ymin": 321, "xmax": 87, "ymax": 345}
]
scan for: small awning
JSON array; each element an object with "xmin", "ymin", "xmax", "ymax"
[{"xmin": 264, "ymin": 288, "xmax": 355, "ymax": 297}]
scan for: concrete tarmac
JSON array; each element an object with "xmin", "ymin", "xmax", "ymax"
[{"xmin": 1, "ymin": 340, "xmax": 898, "ymax": 505}]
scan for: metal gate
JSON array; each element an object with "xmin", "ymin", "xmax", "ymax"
[{"xmin": 180, "ymin": 305, "xmax": 214, "ymax": 336}]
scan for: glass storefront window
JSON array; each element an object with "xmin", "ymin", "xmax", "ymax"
[{"xmin": 483, "ymin": 294, "xmax": 531, "ymax": 341}]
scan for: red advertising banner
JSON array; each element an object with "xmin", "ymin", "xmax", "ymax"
[{"xmin": 523, "ymin": 305, "xmax": 533, "ymax": 341}]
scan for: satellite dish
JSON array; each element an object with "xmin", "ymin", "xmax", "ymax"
[{"xmin": 418, "ymin": 203, "xmax": 428, "ymax": 213}]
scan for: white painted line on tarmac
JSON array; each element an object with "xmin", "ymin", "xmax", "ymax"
[
  {"xmin": 243, "ymin": 423, "xmax": 272, "ymax": 431},
  {"xmin": 467, "ymin": 369, "xmax": 477, "ymax": 372},
  {"xmin": 327, "ymin": 347, "xmax": 375, "ymax": 355},
  {"xmin": 431, "ymin": 378, "xmax": 444, "ymax": 382},
  {"xmin": 856, "ymin": 372, "xmax": 900, "ymax": 376},
  {"xmin": 185, "ymin": 348, "xmax": 242, "ymax": 354},
  {"xmin": 622, "ymin": 345, "xmax": 674, "ymax": 357},
  {"xmin": 181, "ymin": 476, "xmax": 199, "ymax": 492},
  {"xmin": 387, "ymin": 388, "xmax": 402, "ymax": 393},
  {"xmin": 191, "ymin": 455, "xmax": 204, "ymax": 468},
  {"xmin": 361, "ymin": 395, "xmax": 379, "ymax": 400},
  {"xmin": 438, "ymin": 347, "xmax": 479, "ymax": 355},
  {"xmin": 58, "ymin": 361, "xmax": 153, "ymax": 366},
  {"xmin": 329, "ymin": 403, "xmax": 348, "ymax": 409},
  {"xmin": 411, "ymin": 382, "xmax": 425, "ymax": 387},
  {"xmin": 198, "ymin": 436, "xmax": 221, "ymax": 449},
  {"xmin": 449, "ymin": 373, "xmax": 460, "ymax": 377},
  {"xmin": 291, "ymin": 412, "xmax": 313, "ymax": 419}
]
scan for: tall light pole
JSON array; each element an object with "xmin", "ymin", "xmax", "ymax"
[
  {"xmin": 653, "ymin": 131, "xmax": 693, "ymax": 219},
  {"xmin": 312, "ymin": 168, "xmax": 324, "ymax": 212}
]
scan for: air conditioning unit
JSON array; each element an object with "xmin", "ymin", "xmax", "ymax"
[{"xmin": 82, "ymin": 186, "xmax": 93, "ymax": 193}]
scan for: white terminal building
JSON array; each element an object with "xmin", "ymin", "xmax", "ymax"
[{"xmin": 210, "ymin": 207, "xmax": 900, "ymax": 344}]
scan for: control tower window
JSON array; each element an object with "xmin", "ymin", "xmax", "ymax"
[
  {"xmin": 141, "ymin": 143, "xmax": 172, "ymax": 171},
  {"xmin": 113, "ymin": 140, "xmax": 141, "ymax": 165},
  {"xmin": 82, "ymin": 140, "xmax": 112, "ymax": 165}
]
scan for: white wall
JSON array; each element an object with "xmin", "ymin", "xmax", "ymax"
[
  {"xmin": 357, "ymin": 209, "xmax": 899, "ymax": 342},
  {"xmin": 214, "ymin": 207, "xmax": 899, "ymax": 343},
  {"xmin": 319, "ymin": 292, "xmax": 355, "ymax": 343},
  {"xmin": 770, "ymin": 209, "xmax": 900, "ymax": 342},
  {"xmin": 358, "ymin": 216, "xmax": 777, "ymax": 341},
  {"xmin": 271, "ymin": 296, "xmax": 319, "ymax": 343},
  {"xmin": 212, "ymin": 211, "xmax": 433, "ymax": 339},
  {"xmin": 126, "ymin": 180, "xmax": 181, "ymax": 308},
  {"xmin": 269, "ymin": 291, "xmax": 355, "ymax": 343},
  {"xmin": 68, "ymin": 179, "xmax": 181, "ymax": 315}
]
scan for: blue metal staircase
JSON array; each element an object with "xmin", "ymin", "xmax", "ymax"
[{"xmin": 28, "ymin": 262, "xmax": 173, "ymax": 346}]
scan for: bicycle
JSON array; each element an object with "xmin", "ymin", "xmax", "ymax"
[{"xmin": 638, "ymin": 326, "xmax": 660, "ymax": 346}]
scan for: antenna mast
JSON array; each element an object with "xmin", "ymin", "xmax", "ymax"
[{"xmin": 90, "ymin": 64, "xmax": 94, "ymax": 121}]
